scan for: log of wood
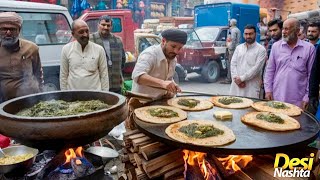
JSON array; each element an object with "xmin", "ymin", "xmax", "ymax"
[
  {"xmin": 128, "ymin": 153, "xmax": 135, "ymax": 164},
  {"xmin": 209, "ymin": 154, "xmax": 231, "ymax": 178},
  {"xmin": 134, "ymin": 153, "xmax": 143, "ymax": 166},
  {"xmin": 142, "ymin": 149, "xmax": 182, "ymax": 173},
  {"xmin": 128, "ymin": 133, "xmax": 146, "ymax": 140},
  {"xmin": 147, "ymin": 158, "xmax": 185, "ymax": 179},
  {"xmin": 133, "ymin": 139, "xmax": 154, "ymax": 152},
  {"xmin": 123, "ymin": 129, "xmax": 140, "ymax": 138},
  {"xmin": 163, "ymin": 166, "xmax": 184, "ymax": 180},
  {"xmin": 135, "ymin": 168, "xmax": 148, "ymax": 180},
  {"xmin": 185, "ymin": 163, "xmax": 204, "ymax": 180},
  {"xmin": 140, "ymin": 142, "xmax": 174, "ymax": 160},
  {"xmin": 125, "ymin": 162, "xmax": 137, "ymax": 180}
]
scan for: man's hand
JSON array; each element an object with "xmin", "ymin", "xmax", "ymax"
[
  {"xmin": 161, "ymin": 80, "xmax": 181, "ymax": 94},
  {"xmin": 238, "ymin": 82, "xmax": 246, "ymax": 88},
  {"xmin": 163, "ymin": 92, "xmax": 175, "ymax": 99},
  {"xmin": 265, "ymin": 92, "xmax": 273, "ymax": 100},
  {"xmin": 234, "ymin": 76, "xmax": 242, "ymax": 85}
]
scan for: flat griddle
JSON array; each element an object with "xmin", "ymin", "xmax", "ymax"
[{"xmin": 134, "ymin": 95, "xmax": 320, "ymax": 155}]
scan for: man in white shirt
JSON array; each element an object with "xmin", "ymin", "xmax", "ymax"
[
  {"xmin": 132, "ymin": 29, "xmax": 187, "ymax": 99},
  {"xmin": 60, "ymin": 20, "xmax": 109, "ymax": 91},
  {"xmin": 229, "ymin": 24, "xmax": 266, "ymax": 98}
]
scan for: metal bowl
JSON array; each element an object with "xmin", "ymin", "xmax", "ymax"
[
  {"xmin": 0, "ymin": 90, "xmax": 128, "ymax": 150},
  {"xmin": 0, "ymin": 145, "xmax": 38, "ymax": 174},
  {"xmin": 85, "ymin": 146, "xmax": 119, "ymax": 163}
]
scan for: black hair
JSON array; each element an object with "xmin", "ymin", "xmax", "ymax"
[
  {"xmin": 244, "ymin": 24, "xmax": 256, "ymax": 33},
  {"xmin": 267, "ymin": 19, "xmax": 283, "ymax": 29},
  {"xmin": 98, "ymin": 15, "xmax": 113, "ymax": 24},
  {"xmin": 307, "ymin": 22, "xmax": 320, "ymax": 31}
]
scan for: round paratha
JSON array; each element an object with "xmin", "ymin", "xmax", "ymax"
[
  {"xmin": 210, "ymin": 96, "xmax": 253, "ymax": 109},
  {"xmin": 251, "ymin": 101, "xmax": 302, "ymax": 116},
  {"xmin": 134, "ymin": 105, "xmax": 187, "ymax": 124},
  {"xmin": 167, "ymin": 97, "xmax": 213, "ymax": 111},
  {"xmin": 165, "ymin": 120, "xmax": 236, "ymax": 146},
  {"xmin": 241, "ymin": 112, "xmax": 300, "ymax": 131}
]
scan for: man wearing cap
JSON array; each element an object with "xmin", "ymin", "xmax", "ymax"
[
  {"xmin": 131, "ymin": 29, "xmax": 187, "ymax": 99},
  {"xmin": 0, "ymin": 12, "xmax": 43, "ymax": 102}
]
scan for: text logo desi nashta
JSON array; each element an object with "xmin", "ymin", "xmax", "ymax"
[{"xmin": 273, "ymin": 153, "xmax": 315, "ymax": 178}]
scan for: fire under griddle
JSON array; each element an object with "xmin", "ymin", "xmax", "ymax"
[{"xmin": 134, "ymin": 94, "xmax": 320, "ymax": 155}]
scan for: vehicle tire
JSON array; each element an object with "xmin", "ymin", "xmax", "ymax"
[
  {"xmin": 175, "ymin": 64, "xmax": 186, "ymax": 82},
  {"xmin": 173, "ymin": 71, "xmax": 180, "ymax": 85},
  {"xmin": 201, "ymin": 61, "xmax": 220, "ymax": 83},
  {"xmin": 43, "ymin": 77, "xmax": 60, "ymax": 92}
]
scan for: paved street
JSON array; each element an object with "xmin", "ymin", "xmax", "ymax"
[{"xmin": 179, "ymin": 72, "xmax": 231, "ymax": 95}]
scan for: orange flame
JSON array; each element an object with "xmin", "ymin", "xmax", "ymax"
[
  {"xmin": 64, "ymin": 146, "xmax": 83, "ymax": 165},
  {"xmin": 183, "ymin": 150, "xmax": 215, "ymax": 180},
  {"xmin": 217, "ymin": 155, "xmax": 253, "ymax": 171}
]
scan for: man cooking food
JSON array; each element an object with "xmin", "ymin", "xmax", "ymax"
[
  {"xmin": 131, "ymin": 29, "xmax": 187, "ymax": 99},
  {"xmin": 125, "ymin": 29, "xmax": 187, "ymax": 129}
]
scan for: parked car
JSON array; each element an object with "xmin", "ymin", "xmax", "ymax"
[{"xmin": 177, "ymin": 27, "xmax": 228, "ymax": 82}]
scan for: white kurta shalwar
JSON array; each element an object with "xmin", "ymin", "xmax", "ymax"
[{"xmin": 229, "ymin": 42, "xmax": 266, "ymax": 98}]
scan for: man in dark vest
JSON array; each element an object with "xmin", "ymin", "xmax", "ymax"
[{"xmin": 90, "ymin": 15, "xmax": 126, "ymax": 94}]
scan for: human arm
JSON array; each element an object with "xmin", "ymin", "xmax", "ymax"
[
  {"xmin": 59, "ymin": 46, "xmax": 69, "ymax": 90},
  {"xmin": 230, "ymin": 47, "xmax": 239, "ymax": 79},
  {"xmin": 239, "ymin": 47, "xmax": 266, "ymax": 82},
  {"xmin": 137, "ymin": 74, "xmax": 181, "ymax": 93},
  {"xmin": 132, "ymin": 53, "xmax": 180, "ymax": 94},
  {"xmin": 264, "ymin": 44, "xmax": 277, "ymax": 95},
  {"xmin": 98, "ymin": 47, "xmax": 109, "ymax": 91},
  {"xmin": 230, "ymin": 29, "xmax": 237, "ymax": 50}
]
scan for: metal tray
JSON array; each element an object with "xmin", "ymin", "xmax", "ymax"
[{"xmin": 134, "ymin": 95, "xmax": 320, "ymax": 154}]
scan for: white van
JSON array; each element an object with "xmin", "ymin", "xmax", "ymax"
[{"xmin": 0, "ymin": 1, "xmax": 73, "ymax": 91}]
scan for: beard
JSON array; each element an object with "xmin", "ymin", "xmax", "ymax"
[
  {"xmin": 282, "ymin": 33, "xmax": 296, "ymax": 42},
  {"xmin": 1, "ymin": 36, "xmax": 19, "ymax": 47},
  {"xmin": 245, "ymin": 38, "xmax": 255, "ymax": 44},
  {"xmin": 162, "ymin": 44, "xmax": 177, "ymax": 60},
  {"xmin": 307, "ymin": 35, "xmax": 318, "ymax": 41}
]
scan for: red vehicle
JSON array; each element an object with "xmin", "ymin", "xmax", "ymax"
[
  {"xmin": 177, "ymin": 27, "xmax": 229, "ymax": 82},
  {"xmin": 79, "ymin": 9, "xmax": 138, "ymax": 53}
]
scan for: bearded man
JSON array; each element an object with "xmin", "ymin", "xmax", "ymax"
[
  {"xmin": 264, "ymin": 18, "xmax": 315, "ymax": 109},
  {"xmin": 90, "ymin": 15, "xmax": 125, "ymax": 94},
  {"xmin": 0, "ymin": 12, "xmax": 43, "ymax": 102},
  {"xmin": 131, "ymin": 29, "xmax": 187, "ymax": 99},
  {"xmin": 229, "ymin": 24, "xmax": 266, "ymax": 98}
]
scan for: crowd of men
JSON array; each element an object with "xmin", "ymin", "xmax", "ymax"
[{"xmin": 0, "ymin": 11, "xmax": 319, "ymax": 129}]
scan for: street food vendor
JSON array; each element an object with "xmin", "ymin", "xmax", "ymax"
[
  {"xmin": 0, "ymin": 12, "xmax": 43, "ymax": 102},
  {"xmin": 131, "ymin": 29, "xmax": 187, "ymax": 99}
]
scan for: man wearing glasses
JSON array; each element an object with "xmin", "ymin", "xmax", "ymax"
[
  {"xmin": 0, "ymin": 12, "xmax": 43, "ymax": 102},
  {"xmin": 90, "ymin": 15, "xmax": 126, "ymax": 94}
]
